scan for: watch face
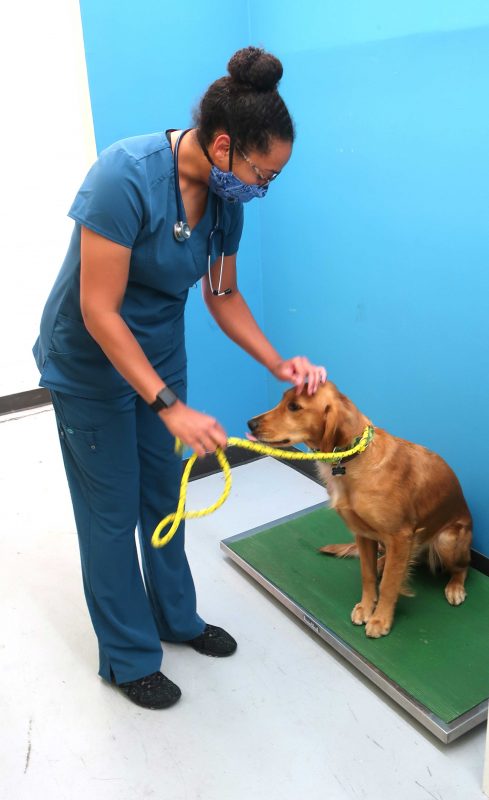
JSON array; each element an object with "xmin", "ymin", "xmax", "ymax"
[
  {"xmin": 151, "ymin": 387, "xmax": 177, "ymax": 412},
  {"xmin": 154, "ymin": 387, "xmax": 177, "ymax": 409}
]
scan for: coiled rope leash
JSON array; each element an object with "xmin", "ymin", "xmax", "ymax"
[{"xmin": 151, "ymin": 426, "xmax": 375, "ymax": 548}]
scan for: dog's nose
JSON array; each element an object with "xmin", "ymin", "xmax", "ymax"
[{"xmin": 247, "ymin": 418, "xmax": 260, "ymax": 432}]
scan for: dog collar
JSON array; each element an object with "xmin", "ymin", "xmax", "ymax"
[{"xmin": 331, "ymin": 425, "xmax": 375, "ymax": 475}]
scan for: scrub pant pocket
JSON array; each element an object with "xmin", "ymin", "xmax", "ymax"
[{"xmin": 50, "ymin": 384, "xmax": 204, "ymax": 685}]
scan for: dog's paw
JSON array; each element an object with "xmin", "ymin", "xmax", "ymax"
[
  {"xmin": 351, "ymin": 602, "xmax": 374, "ymax": 625},
  {"xmin": 445, "ymin": 583, "xmax": 467, "ymax": 606},
  {"xmin": 365, "ymin": 616, "xmax": 392, "ymax": 638}
]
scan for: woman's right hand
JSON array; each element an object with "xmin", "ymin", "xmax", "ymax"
[{"xmin": 159, "ymin": 401, "xmax": 228, "ymax": 458}]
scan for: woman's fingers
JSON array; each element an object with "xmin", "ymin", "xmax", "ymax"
[
  {"xmin": 192, "ymin": 440, "xmax": 208, "ymax": 458},
  {"xmin": 211, "ymin": 420, "xmax": 228, "ymax": 449},
  {"xmin": 193, "ymin": 424, "xmax": 227, "ymax": 457},
  {"xmin": 291, "ymin": 359, "xmax": 327, "ymax": 395},
  {"xmin": 190, "ymin": 418, "xmax": 229, "ymax": 457},
  {"xmin": 306, "ymin": 369, "xmax": 318, "ymax": 395},
  {"xmin": 308, "ymin": 365, "xmax": 327, "ymax": 394},
  {"xmin": 292, "ymin": 357, "xmax": 310, "ymax": 395},
  {"xmin": 160, "ymin": 404, "xmax": 227, "ymax": 456}
]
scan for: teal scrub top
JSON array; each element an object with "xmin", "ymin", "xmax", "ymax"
[{"xmin": 33, "ymin": 132, "xmax": 244, "ymax": 398}]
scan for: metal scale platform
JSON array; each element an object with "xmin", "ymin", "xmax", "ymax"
[{"xmin": 221, "ymin": 503, "xmax": 489, "ymax": 743}]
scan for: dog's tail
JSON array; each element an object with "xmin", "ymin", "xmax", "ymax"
[{"xmin": 318, "ymin": 543, "xmax": 359, "ymax": 558}]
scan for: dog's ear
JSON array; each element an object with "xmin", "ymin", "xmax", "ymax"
[
  {"xmin": 321, "ymin": 400, "xmax": 353, "ymax": 452},
  {"xmin": 320, "ymin": 404, "xmax": 339, "ymax": 452},
  {"xmin": 321, "ymin": 391, "xmax": 367, "ymax": 453}
]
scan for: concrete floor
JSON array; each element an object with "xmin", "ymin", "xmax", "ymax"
[{"xmin": 1, "ymin": 407, "xmax": 487, "ymax": 800}]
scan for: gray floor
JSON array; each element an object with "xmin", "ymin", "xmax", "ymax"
[{"xmin": 1, "ymin": 407, "xmax": 487, "ymax": 800}]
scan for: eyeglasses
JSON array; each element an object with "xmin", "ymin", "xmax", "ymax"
[{"xmin": 235, "ymin": 145, "xmax": 280, "ymax": 185}]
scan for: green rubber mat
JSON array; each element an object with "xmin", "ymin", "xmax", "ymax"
[{"xmin": 225, "ymin": 507, "xmax": 489, "ymax": 725}]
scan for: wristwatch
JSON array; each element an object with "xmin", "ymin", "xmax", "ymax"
[{"xmin": 150, "ymin": 386, "xmax": 178, "ymax": 413}]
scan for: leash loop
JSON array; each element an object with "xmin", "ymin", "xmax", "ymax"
[{"xmin": 151, "ymin": 426, "xmax": 374, "ymax": 548}]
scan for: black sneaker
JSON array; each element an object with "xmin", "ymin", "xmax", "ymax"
[
  {"xmin": 187, "ymin": 624, "xmax": 237, "ymax": 657},
  {"xmin": 117, "ymin": 671, "xmax": 181, "ymax": 709}
]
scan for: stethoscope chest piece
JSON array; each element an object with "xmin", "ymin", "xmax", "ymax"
[
  {"xmin": 173, "ymin": 220, "xmax": 191, "ymax": 242},
  {"xmin": 172, "ymin": 129, "xmax": 193, "ymax": 243}
]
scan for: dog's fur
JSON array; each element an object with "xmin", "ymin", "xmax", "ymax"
[{"xmin": 248, "ymin": 382, "xmax": 472, "ymax": 638}]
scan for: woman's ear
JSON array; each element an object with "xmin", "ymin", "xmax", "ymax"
[{"xmin": 210, "ymin": 133, "xmax": 231, "ymax": 167}]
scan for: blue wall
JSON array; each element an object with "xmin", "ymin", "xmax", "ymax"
[
  {"xmin": 78, "ymin": 0, "xmax": 266, "ymax": 440},
  {"xmin": 248, "ymin": 0, "xmax": 489, "ymax": 53},
  {"xmin": 252, "ymin": 4, "xmax": 489, "ymax": 554},
  {"xmin": 79, "ymin": 2, "xmax": 489, "ymax": 555}
]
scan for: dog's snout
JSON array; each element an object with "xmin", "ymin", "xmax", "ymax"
[{"xmin": 247, "ymin": 417, "xmax": 260, "ymax": 432}]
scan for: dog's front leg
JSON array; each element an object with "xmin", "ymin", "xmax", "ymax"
[
  {"xmin": 365, "ymin": 532, "xmax": 413, "ymax": 638},
  {"xmin": 351, "ymin": 536, "xmax": 378, "ymax": 625}
]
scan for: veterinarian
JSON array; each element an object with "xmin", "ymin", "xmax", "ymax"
[{"xmin": 32, "ymin": 46, "xmax": 326, "ymax": 710}]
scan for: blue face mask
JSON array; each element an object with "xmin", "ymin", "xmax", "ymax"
[{"xmin": 208, "ymin": 165, "xmax": 268, "ymax": 204}]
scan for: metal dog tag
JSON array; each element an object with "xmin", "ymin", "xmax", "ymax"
[{"xmin": 332, "ymin": 464, "xmax": 346, "ymax": 476}]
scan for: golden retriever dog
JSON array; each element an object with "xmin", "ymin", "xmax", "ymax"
[{"xmin": 247, "ymin": 382, "xmax": 472, "ymax": 638}]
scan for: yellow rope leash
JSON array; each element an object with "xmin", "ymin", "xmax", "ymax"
[
  {"xmin": 151, "ymin": 427, "xmax": 374, "ymax": 548},
  {"xmin": 151, "ymin": 425, "xmax": 374, "ymax": 548}
]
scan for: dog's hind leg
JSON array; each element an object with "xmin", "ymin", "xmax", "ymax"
[
  {"xmin": 319, "ymin": 542, "xmax": 385, "ymax": 573},
  {"xmin": 319, "ymin": 542, "xmax": 359, "ymax": 557},
  {"xmin": 432, "ymin": 523, "xmax": 472, "ymax": 606}
]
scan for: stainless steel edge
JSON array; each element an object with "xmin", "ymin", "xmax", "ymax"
[
  {"xmin": 222, "ymin": 502, "xmax": 328, "ymax": 545},
  {"xmin": 220, "ymin": 540, "xmax": 488, "ymax": 744}
]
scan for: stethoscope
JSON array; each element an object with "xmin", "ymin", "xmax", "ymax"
[{"xmin": 172, "ymin": 129, "xmax": 232, "ymax": 297}]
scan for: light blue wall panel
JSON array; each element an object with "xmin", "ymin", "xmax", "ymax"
[
  {"xmin": 78, "ymin": 0, "xmax": 267, "ymax": 436},
  {"xmin": 77, "ymin": 1, "xmax": 489, "ymax": 555},
  {"xmin": 251, "ymin": 7, "xmax": 489, "ymax": 554},
  {"xmin": 249, "ymin": 0, "xmax": 489, "ymax": 53}
]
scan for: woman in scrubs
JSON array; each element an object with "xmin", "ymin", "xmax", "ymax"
[{"xmin": 33, "ymin": 46, "xmax": 326, "ymax": 709}]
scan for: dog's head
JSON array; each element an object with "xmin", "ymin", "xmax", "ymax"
[{"xmin": 247, "ymin": 381, "xmax": 361, "ymax": 452}]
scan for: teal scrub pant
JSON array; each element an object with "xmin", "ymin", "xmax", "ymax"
[{"xmin": 50, "ymin": 374, "xmax": 205, "ymax": 684}]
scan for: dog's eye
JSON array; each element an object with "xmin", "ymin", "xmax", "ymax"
[{"xmin": 287, "ymin": 402, "xmax": 302, "ymax": 412}]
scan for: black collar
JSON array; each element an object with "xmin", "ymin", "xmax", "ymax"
[{"xmin": 328, "ymin": 426, "xmax": 375, "ymax": 476}]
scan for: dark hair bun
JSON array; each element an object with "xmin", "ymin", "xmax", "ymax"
[{"xmin": 228, "ymin": 46, "xmax": 283, "ymax": 92}]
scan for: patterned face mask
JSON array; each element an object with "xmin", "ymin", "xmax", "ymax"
[
  {"xmin": 199, "ymin": 135, "xmax": 269, "ymax": 204},
  {"xmin": 207, "ymin": 165, "xmax": 269, "ymax": 204}
]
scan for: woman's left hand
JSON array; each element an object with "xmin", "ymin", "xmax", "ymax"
[{"xmin": 271, "ymin": 357, "xmax": 327, "ymax": 395}]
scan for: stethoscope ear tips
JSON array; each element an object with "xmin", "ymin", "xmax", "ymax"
[{"xmin": 173, "ymin": 221, "xmax": 191, "ymax": 242}]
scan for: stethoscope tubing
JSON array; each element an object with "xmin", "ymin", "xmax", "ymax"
[
  {"xmin": 172, "ymin": 129, "xmax": 231, "ymax": 296},
  {"xmin": 173, "ymin": 129, "xmax": 192, "ymax": 242}
]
